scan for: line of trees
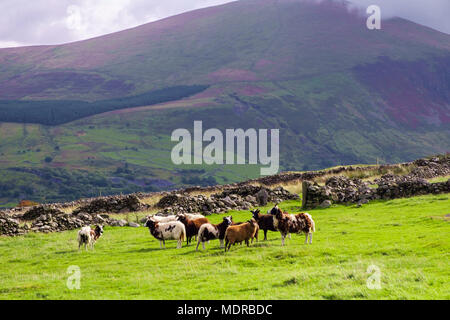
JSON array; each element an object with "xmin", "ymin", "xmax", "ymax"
[{"xmin": 0, "ymin": 85, "xmax": 208, "ymax": 125}]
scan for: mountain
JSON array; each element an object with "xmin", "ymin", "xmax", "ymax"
[{"xmin": 0, "ymin": 0, "xmax": 449, "ymax": 206}]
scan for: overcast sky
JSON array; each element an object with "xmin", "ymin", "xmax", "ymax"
[{"xmin": 0, "ymin": 0, "xmax": 448, "ymax": 48}]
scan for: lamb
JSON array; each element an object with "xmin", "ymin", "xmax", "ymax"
[
  {"xmin": 251, "ymin": 209, "xmax": 277, "ymax": 241},
  {"xmin": 176, "ymin": 214, "xmax": 209, "ymax": 245},
  {"xmin": 224, "ymin": 218, "xmax": 259, "ymax": 252},
  {"xmin": 268, "ymin": 205, "xmax": 315, "ymax": 245},
  {"xmin": 77, "ymin": 225, "xmax": 103, "ymax": 251},
  {"xmin": 144, "ymin": 219, "xmax": 186, "ymax": 249},
  {"xmin": 196, "ymin": 216, "xmax": 233, "ymax": 251}
]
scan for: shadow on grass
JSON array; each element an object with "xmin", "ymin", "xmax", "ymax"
[
  {"xmin": 126, "ymin": 246, "xmax": 180, "ymax": 253},
  {"xmin": 54, "ymin": 250, "xmax": 78, "ymax": 254}
]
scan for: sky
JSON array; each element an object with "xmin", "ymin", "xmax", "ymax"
[{"xmin": 0, "ymin": 0, "xmax": 449, "ymax": 48}]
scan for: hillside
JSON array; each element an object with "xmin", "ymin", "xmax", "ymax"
[{"xmin": 0, "ymin": 0, "xmax": 449, "ymax": 206}]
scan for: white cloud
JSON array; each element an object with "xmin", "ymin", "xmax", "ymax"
[
  {"xmin": 0, "ymin": 40, "xmax": 25, "ymax": 48},
  {"xmin": 65, "ymin": 0, "xmax": 138, "ymax": 40}
]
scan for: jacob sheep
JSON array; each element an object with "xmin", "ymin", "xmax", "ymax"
[
  {"xmin": 230, "ymin": 218, "xmax": 250, "ymax": 245},
  {"xmin": 224, "ymin": 218, "xmax": 259, "ymax": 252},
  {"xmin": 77, "ymin": 225, "xmax": 103, "ymax": 251},
  {"xmin": 269, "ymin": 205, "xmax": 315, "ymax": 245},
  {"xmin": 196, "ymin": 216, "xmax": 233, "ymax": 250},
  {"xmin": 144, "ymin": 219, "xmax": 186, "ymax": 249},
  {"xmin": 177, "ymin": 213, "xmax": 205, "ymax": 241},
  {"xmin": 176, "ymin": 214, "xmax": 209, "ymax": 245},
  {"xmin": 251, "ymin": 209, "xmax": 277, "ymax": 241}
]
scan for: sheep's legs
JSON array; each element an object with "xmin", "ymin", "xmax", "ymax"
[
  {"xmin": 288, "ymin": 233, "xmax": 291, "ymax": 239},
  {"xmin": 264, "ymin": 230, "xmax": 267, "ymax": 241},
  {"xmin": 281, "ymin": 233, "xmax": 286, "ymax": 246},
  {"xmin": 177, "ymin": 239, "xmax": 182, "ymax": 249},
  {"xmin": 304, "ymin": 233, "xmax": 308, "ymax": 244},
  {"xmin": 309, "ymin": 233, "xmax": 313, "ymax": 244},
  {"xmin": 219, "ymin": 239, "xmax": 224, "ymax": 248},
  {"xmin": 225, "ymin": 240, "xmax": 231, "ymax": 252},
  {"xmin": 195, "ymin": 239, "xmax": 205, "ymax": 251}
]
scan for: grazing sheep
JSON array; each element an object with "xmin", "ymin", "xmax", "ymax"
[
  {"xmin": 224, "ymin": 218, "xmax": 259, "ymax": 252},
  {"xmin": 196, "ymin": 216, "xmax": 233, "ymax": 250},
  {"xmin": 229, "ymin": 219, "xmax": 248, "ymax": 245},
  {"xmin": 251, "ymin": 209, "xmax": 277, "ymax": 241},
  {"xmin": 268, "ymin": 205, "xmax": 315, "ymax": 245},
  {"xmin": 77, "ymin": 225, "xmax": 103, "ymax": 251},
  {"xmin": 144, "ymin": 219, "xmax": 186, "ymax": 249},
  {"xmin": 176, "ymin": 214, "xmax": 209, "ymax": 245}
]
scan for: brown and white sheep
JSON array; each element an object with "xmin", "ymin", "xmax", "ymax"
[
  {"xmin": 251, "ymin": 209, "xmax": 277, "ymax": 241},
  {"xmin": 144, "ymin": 219, "xmax": 186, "ymax": 249},
  {"xmin": 196, "ymin": 216, "xmax": 233, "ymax": 250},
  {"xmin": 77, "ymin": 225, "xmax": 103, "ymax": 251},
  {"xmin": 268, "ymin": 205, "xmax": 315, "ymax": 245},
  {"xmin": 224, "ymin": 218, "xmax": 259, "ymax": 252},
  {"xmin": 176, "ymin": 214, "xmax": 209, "ymax": 245}
]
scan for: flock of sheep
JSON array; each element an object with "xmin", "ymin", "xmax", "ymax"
[
  {"xmin": 77, "ymin": 205, "xmax": 315, "ymax": 252},
  {"xmin": 76, "ymin": 205, "xmax": 315, "ymax": 252}
]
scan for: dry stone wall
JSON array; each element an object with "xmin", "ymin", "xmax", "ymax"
[
  {"xmin": 155, "ymin": 186, "xmax": 298, "ymax": 216},
  {"xmin": 303, "ymin": 175, "xmax": 450, "ymax": 209}
]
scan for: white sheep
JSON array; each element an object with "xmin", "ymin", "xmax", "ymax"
[{"xmin": 144, "ymin": 219, "xmax": 186, "ymax": 249}]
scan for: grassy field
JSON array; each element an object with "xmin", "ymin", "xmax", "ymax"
[{"xmin": 0, "ymin": 194, "xmax": 449, "ymax": 300}]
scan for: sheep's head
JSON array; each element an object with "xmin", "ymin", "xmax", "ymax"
[
  {"xmin": 176, "ymin": 214, "xmax": 187, "ymax": 223},
  {"xmin": 268, "ymin": 205, "xmax": 283, "ymax": 218},
  {"xmin": 223, "ymin": 216, "xmax": 233, "ymax": 226},
  {"xmin": 251, "ymin": 209, "xmax": 260, "ymax": 220},
  {"xmin": 144, "ymin": 219, "xmax": 156, "ymax": 229},
  {"xmin": 268, "ymin": 205, "xmax": 279, "ymax": 215},
  {"xmin": 95, "ymin": 225, "xmax": 104, "ymax": 235}
]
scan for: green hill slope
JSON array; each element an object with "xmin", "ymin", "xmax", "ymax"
[{"xmin": 0, "ymin": 0, "xmax": 449, "ymax": 205}]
